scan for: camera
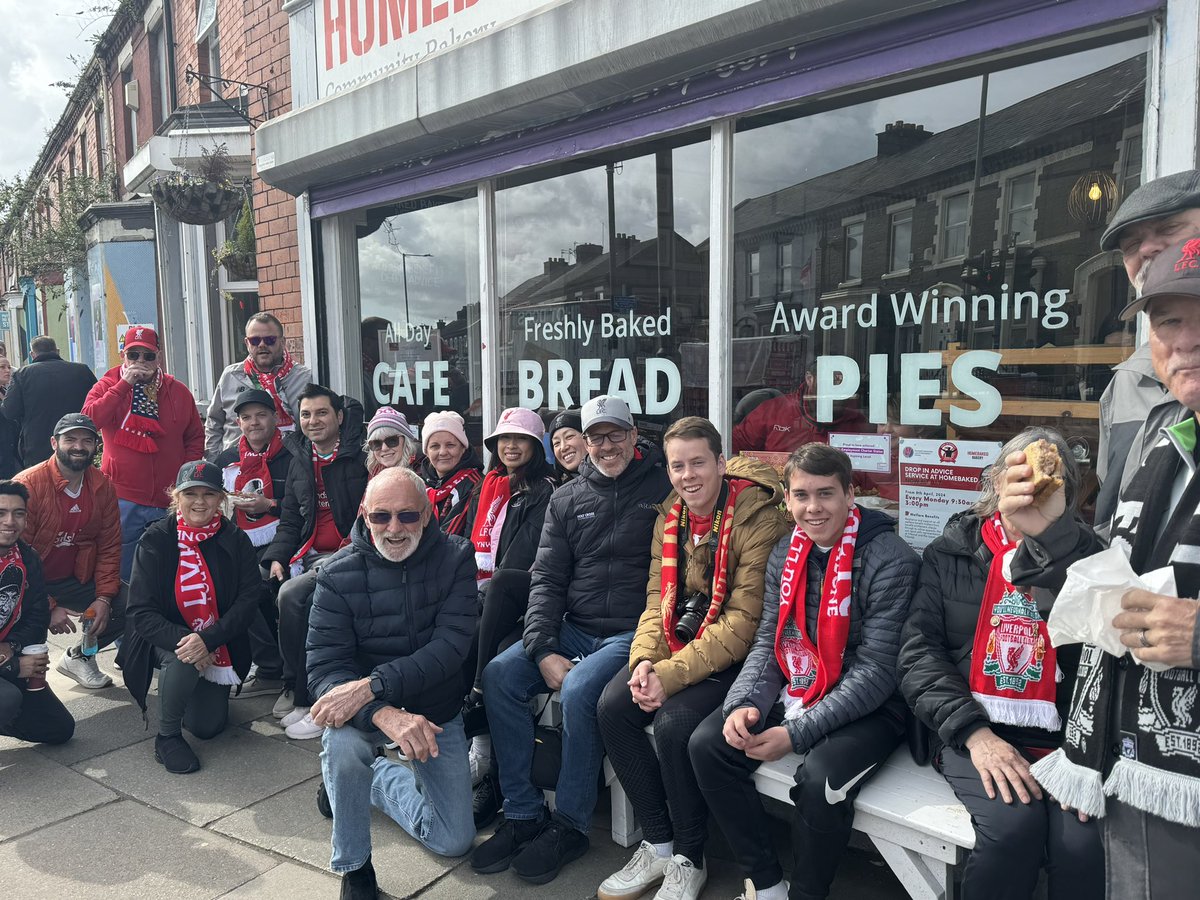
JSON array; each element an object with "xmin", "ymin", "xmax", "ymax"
[{"xmin": 674, "ymin": 591, "xmax": 711, "ymax": 643}]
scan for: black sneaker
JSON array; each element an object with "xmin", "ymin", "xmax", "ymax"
[
  {"xmin": 154, "ymin": 733, "xmax": 200, "ymax": 775},
  {"xmin": 469, "ymin": 811, "xmax": 546, "ymax": 874},
  {"xmin": 511, "ymin": 819, "xmax": 590, "ymax": 885},
  {"xmin": 317, "ymin": 781, "xmax": 332, "ymax": 819},
  {"xmin": 340, "ymin": 856, "xmax": 378, "ymax": 900},
  {"xmin": 473, "ymin": 771, "xmax": 501, "ymax": 831}
]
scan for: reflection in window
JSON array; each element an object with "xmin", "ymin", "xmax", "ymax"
[
  {"xmin": 844, "ymin": 221, "xmax": 864, "ymax": 281},
  {"xmin": 941, "ymin": 193, "xmax": 969, "ymax": 259},
  {"xmin": 890, "ymin": 209, "xmax": 913, "ymax": 273},
  {"xmin": 777, "ymin": 241, "xmax": 793, "ymax": 293},
  {"xmin": 748, "ymin": 250, "xmax": 761, "ymax": 298},
  {"xmin": 1006, "ymin": 173, "xmax": 1037, "ymax": 243}
]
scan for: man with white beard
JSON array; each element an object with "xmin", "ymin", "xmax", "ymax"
[{"xmin": 305, "ymin": 466, "xmax": 477, "ymax": 900}]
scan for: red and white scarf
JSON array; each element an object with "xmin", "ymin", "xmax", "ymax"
[
  {"xmin": 0, "ymin": 544, "xmax": 27, "ymax": 643},
  {"xmin": 234, "ymin": 431, "xmax": 284, "ymax": 537},
  {"xmin": 660, "ymin": 479, "xmax": 749, "ymax": 653},
  {"xmin": 775, "ymin": 507, "xmax": 860, "ymax": 712},
  {"xmin": 115, "ymin": 369, "xmax": 165, "ymax": 453},
  {"xmin": 244, "ymin": 352, "xmax": 296, "ymax": 429},
  {"xmin": 175, "ymin": 514, "xmax": 239, "ymax": 686},
  {"xmin": 470, "ymin": 469, "xmax": 512, "ymax": 586},
  {"xmin": 969, "ymin": 513, "xmax": 1060, "ymax": 731}
]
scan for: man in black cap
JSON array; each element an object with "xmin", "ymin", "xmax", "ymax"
[
  {"xmin": 1095, "ymin": 170, "xmax": 1200, "ymax": 523},
  {"xmin": 215, "ymin": 388, "xmax": 293, "ymax": 703},
  {"xmin": 16, "ymin": 414, "xmax": 124, "ymax": 690}
]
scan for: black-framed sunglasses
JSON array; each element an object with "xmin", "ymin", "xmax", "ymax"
[
  {"xmin": 125, "ymin": 350, "xmax": 157, "ymax": 362},
  {"xmin": 365, "ymin": 510, "xmax": 422, "ymax": 525},
  {"xmin": 367, "ymin": 435, "xmax": 403, "ymax": 451},
  {"xmin": 246, "ymin": 335, "xmax": 279, "ymax": 347},
  {"xmin": 584, "ymin": 429, "xmax": 630, "ymax": 448}
]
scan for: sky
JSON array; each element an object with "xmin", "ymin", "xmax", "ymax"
[{"xmin": 0, "ymin": 2, "xmax": 112, "ymax": 185}]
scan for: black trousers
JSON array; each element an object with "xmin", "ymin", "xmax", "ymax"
[
  {"xmin": 938, "ymin": 746, "xmax": 1103, "ymax": 900},
  {"xmin": 690, "ymin": 703, "xmax": 903, "ymax": 900},
  {"xmin": 155, "ymin": 649, "xmax": 231, "ymax": 739},
  {"xmin": 48, "ymin": 577, "xmax": 127, "ymax": 651},
  {"xmin": 248, "ymin": 559, "xmax": 283, "ymax": 680},
  {"xmin": 278, "ymin": 567, "xmax": 319, "ymax": 706},
  {"xmin": 470, "ymin": 568, "xmax": 531, "ymax": 691},
  {"xmin": 0, "ymin": 675, "xmax": 74, "ymax": 744},
  {"xmin": 598, "ymin": 664, "xmax": 739, "ymax": 864}
]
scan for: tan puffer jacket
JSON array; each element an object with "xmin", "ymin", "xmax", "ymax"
[{"xmin": 630, "ymin": 455, "xmax": 790, "ymax": 697}]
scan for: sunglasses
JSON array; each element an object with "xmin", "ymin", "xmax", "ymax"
[
  {"xmin": 365, "ymin": 510, "xmax": 422, "ymax": 525},
  {"xmin": 246, "ymin": 335, "xmax": 279, "ymax": 347},
  {"xmin": 367, "ymin": 435, "xmax": 403, "ymax": 451},
  {"xmin": 584, "ymin": 429, "xmax": 630, "ymax": 448},
  {"xmin": 125, "ymin": 350, "xmax": 157, "ymax": 362}
]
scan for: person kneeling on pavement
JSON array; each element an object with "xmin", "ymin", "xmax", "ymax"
[
  {"xmin": 307, "ymin": 466, "xmax": 477, "ymax": 900},
  {"xmin": 597, "ymin": 416, "xmax": 789, "ymax": 900},
  {"xmin": 122, "ymin": 461, "xmax": 264, "ymax": 774}
]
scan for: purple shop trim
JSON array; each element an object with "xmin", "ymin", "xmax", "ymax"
[{"xmin": 310, "ymin": 0, "xmax": 1161, "ymax": 218}]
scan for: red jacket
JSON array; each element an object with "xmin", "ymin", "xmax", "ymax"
[
  {"xmin": 16, "ymin": 458, "xmax": 122, "ymax": 599},
  {"xmin": 732, "ymin": 386, "xmax": 869, "ymax": 454},
  {"xmin": 83, "ymin": 367, "xmax": 205, "ymax": 507}
]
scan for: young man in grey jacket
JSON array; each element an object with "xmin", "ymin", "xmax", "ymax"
[{"xmin": 689, "ymin": 443, "xmax": 919, "ymax": 900}]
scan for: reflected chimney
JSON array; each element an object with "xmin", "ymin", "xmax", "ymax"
[{"xmin": 876, "ymin": 121, "xmax": 933, "ymax": 156}]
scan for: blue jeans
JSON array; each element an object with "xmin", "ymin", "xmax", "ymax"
[
  {"xmin": 321, "ymin": 714, "xmax": 474, "ymax": 872},
  {"xmin": 482, "ymin": 620, "xmax": 634, "ymax": 833},
  {"xmin": 119, "ymin": 500, "xmax": 168, "ymax": 582}
]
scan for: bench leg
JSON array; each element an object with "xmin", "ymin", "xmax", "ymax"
[
  {"xmin": 606, "ymin": 759, "xmax": 642, "ymax": 848},
  {"xmin": 868, "ymin": 836, "xmax": 952, "ymax": 900}
]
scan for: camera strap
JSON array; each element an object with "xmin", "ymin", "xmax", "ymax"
[{"xmin": 677, "ymin": 479, "xmax": 728, "ymax": 592}]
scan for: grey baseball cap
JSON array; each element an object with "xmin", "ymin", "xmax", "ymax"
[
  {"xmin": 1101, "ymin": 169, "xmax": 1200, "ymax": 251},
  {"xmin": 581, "ymin": 395, "xmax": 635, "ymax": 431},
  {"xmin": 175, "ymin": 460, "xmax": 224, "ymax": 492}
]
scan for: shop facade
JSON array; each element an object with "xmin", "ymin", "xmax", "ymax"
[{"xmin": 257, "ymin": 0, "xmax": 1198, "ymax": 533}]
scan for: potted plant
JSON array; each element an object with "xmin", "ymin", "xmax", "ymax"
[
  {"xmin": 151, "ymin": 144, "xmax": 246, "ymax": 226},
  {"xmin": 213, "ymin": 195, "xmax": 257, "ymax": 281}
]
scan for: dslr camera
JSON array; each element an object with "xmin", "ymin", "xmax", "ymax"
[{"xmin": 674, "ymin": 591, "xmax": 711, "ymax": 643}]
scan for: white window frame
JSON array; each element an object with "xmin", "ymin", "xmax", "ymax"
[
  {"xmin": 776, "ymin": 239, "xmax": 793, "ymax": 294},
  {"xmin": 886, "ymin": 201, "xmax": 915, "ymax": 275},
  {"xmin": 937, "ymin": 190, "xmax": 970, "ymax": 262},
  {"xmin": 1002, "ymin": 169, "xmax": 1038, "ymax": 245},
  {"xmin": 841, "ymin": 215, "xmax": 865, "ymax": 285},
  {"xmin": 747, "ymin": 249, "xmax": 761, "ymax": 299},
  {"xmin": 196, "ymin": 0, "xmax": 217, "ymax": 43}
]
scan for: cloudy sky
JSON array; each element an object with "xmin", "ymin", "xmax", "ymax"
[{"xmin": 0, "ymin": 2, "xmax": 111, "ymax": 184}]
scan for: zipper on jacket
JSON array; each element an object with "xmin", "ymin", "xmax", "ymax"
[{"xmin": 403, "ymin": 567, "xmax": 418, "ymax": 652}]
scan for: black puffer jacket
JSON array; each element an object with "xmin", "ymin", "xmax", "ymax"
[
  {"xmin": 899, "ymin": 510, "xmax": 1081, "ymax": 754},
  {"xmin": 524, "ymin": 440, "xmax": 671, "ymax": 662},
  {"xmin": 462, "ymin": 472, "xmax": 556, "ymax": 574},
  {"xmin": 263, "ymin": 397, "xmax": 368, "ymax": 568},
  {"xmin": 307, "ymin": 518, "xmax": 477, "ymax": 731},
  {"xmin": 723, "ymin": 508, "xmax": 919, "ymax": 754}
]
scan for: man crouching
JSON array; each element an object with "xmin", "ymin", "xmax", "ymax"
[{"xmin": 306, "ymin": 466, "xmax": 478, "ymax": 899}]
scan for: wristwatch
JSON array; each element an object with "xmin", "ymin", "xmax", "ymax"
[{"xmin": 369, "ymin": 672, "xmax": 386, "ymax": 699}]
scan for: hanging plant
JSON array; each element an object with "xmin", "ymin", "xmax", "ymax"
[
  {"xmin": 151, "ymin": 144, "xmax": 247, "ymax": 226},
  {"xmin": 212, "ymin": 194, "xmax": 257, "ymax": 280}
]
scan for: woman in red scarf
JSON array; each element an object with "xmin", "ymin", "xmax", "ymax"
[
  {"xmin": 899, "ymin": 428, "xmax": 1102, "ymax": 900},
  {"xmin": 417, "ymin": 410, "xmax": 483, "ymax": 536},
  {"xmin": 121, "ymin": 461, "xmax": 264, "ymax": 774}
]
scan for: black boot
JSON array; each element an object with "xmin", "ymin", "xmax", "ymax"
[
  {"xmin": 470, "ymin": 809, "xmax": 546, "ymax": 874},
  {"xmin": 317, "ymin": 781, "xmax": 332, "ymax": 819},
  {"xmin": 340, "ymin": 856, "xmax": 377, "ymax": 900},
  {"xmin": 473, "ymin": 770, "xmax": 501, "ymax": 830}
]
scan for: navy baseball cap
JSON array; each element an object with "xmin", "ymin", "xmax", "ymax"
[
  {"xmin": 1120, "ymin": 236, "xmax": 1200, "ymax": 320},
  {"xmin": 175, "ymin": 460, "xmax": 224, "ymax": 492},
  {"xmin": 53, "ymin": 413, "xmax": 98, "ymax": 438}
]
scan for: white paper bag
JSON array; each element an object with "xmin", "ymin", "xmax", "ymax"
[{"xmin": 1047, "ymin": 546, "xmax": 1174, "ymax": 671}]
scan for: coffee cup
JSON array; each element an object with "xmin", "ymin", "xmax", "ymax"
[{"xmin": 21, "ymin": 643, "xmax": 49, "ymax": 691}]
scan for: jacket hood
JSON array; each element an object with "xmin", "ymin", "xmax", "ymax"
[
  {"xmin": 284, "ymin": 395, "xmax": 366, "ymax": 457},
  {"xmin": 578, "ymin": 436, "xmax": 664, "ymax": 487},
  {"xmin": 348, "ymin": 514, "xmax": 443, "ymax": 568},
  {"xmin": 855, "ymin": 505, "xmax": 899, "ymax": 547}
]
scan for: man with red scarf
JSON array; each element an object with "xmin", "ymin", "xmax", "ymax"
[
  {"xmin": 82, "ymin": 326, "xmax": 204, "ymax": 583},
  {"xmin": 689, "ymin": 443, "xmax": 919, "ymax": 900},
  {"xmin": 204, "ymin": 312, "xmax": 313, "ymax": 460}
]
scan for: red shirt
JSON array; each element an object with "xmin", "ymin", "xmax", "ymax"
[
  {"xmin": 42, "ymin": 486, "xmax": 92, "ymax": 583},
  {"xmin": 688, "ymin": 512, "xmax": 713, "ymax": 547},
  {"xmin": 311, "ymin": 456, "xmax": 343, "ymax": 553}
]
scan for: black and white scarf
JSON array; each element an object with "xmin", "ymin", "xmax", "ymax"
[{"xmin": 1032, "ymin": 419, "xmax": 1200, "ymax": 826}]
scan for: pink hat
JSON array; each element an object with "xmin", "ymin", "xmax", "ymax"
[
  {"xmin": 422, "ymin": 410, "xmax": 469, "ymax": 453},
  {"xmin": 485, "ymin": 407, "xmax": 545, "ymax": 453},
  {"xmin": 367, "ymin": 407, "xmax": 417, "ymax": 442}
]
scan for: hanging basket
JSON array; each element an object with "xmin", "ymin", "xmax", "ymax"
[
  {"xmin": 221, "ymin": 251, "xmax": 258, "ymax": 281},
  {"xmin": 151, "ymin": 178, "xmax": 247, "ymax": 226}
]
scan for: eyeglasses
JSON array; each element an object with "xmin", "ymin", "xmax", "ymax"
[
  {"xmin": 246, "ymin": 335, "xmax": 279, "ymax": 347},
  {"xmin": 367, "ymin": 436, "xmax": 403, "ymax": 451},
  {"xmin": 365, "ymin": 510, "xmax": 423, "ymax": 525},
  {"xmin": 125, "ymin": 350, "xmax": 157, "ymax": 362},
  {"xmin": 584, "ymin": 429, "xmax": 630, "ymax": 448}
]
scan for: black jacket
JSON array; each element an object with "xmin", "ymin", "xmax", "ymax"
[
  {"xmin": 461, "ymin": 472, "xmax": 556, "ymax": 575},
  {"xmin": 418, "ymin": 450, "xmax": 483, "ymax": 536},
  {"xmin": 121, "ymin": 516, "xmax": 264, "ymax": 712},
  {"xmin": 306, "ymin": 518, "xmax": 477, "ymax": 730},
  {"xmin": 2, "ymin": 352, "xmax": 97, "ymax": 466},
  {"xmin": 263, "ymin": 397, "xmax": 368, "ymax": 568},
  {"xmin": 0, "ymin": 541, "xmax": 49, "ymax": 661},
  {"xmin": 899, "ymin": 510, "xmax": 1081, "ymax": 753},
  {"xmin": 523, "ymin": 440, "xmax": 671, "ymax": 662}
]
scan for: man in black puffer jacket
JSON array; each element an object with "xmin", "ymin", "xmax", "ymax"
[
  {"xmin": 307, "ymin": 467, "xmax": 477, "ymax": 897},
  {"xmin": 470, "ymin": 395, "xmax": 671, "ymax": 885}
]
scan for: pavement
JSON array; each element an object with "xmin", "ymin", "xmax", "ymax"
[{"xmin": 1, "ymin": 630, "xmax": 910, "ymax": 899}]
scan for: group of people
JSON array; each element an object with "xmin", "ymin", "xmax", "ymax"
[{"xmin": 1, "ymin": 169, "xmax": 1199, "ymax": 900}]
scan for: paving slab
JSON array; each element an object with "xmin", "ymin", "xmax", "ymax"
[
  {"xmin": 217, "ymin": 860, "xmax": 342, "ymax": 898},
  {"xmin": 31, "ymin": 684, "xmax": 156, "ymax": 766},
  {"xmin": 241, "ymin": 716, "xmax": 324, "ymax": 754},
  {"xmin": 0, "ymin": 746, "xmax": 117, "ymax": 842},
  {"xmin": 0, "ymin": 799, "xmax": 277, "ymax": 899},
  {"xmin": 74, "ymin": 724, "xmax": 321, "ymax": 827}
]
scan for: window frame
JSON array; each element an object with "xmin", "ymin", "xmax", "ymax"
[
  {"xmin": 1003, "ymin": 169, "xmax": 1038, "ymax": 245},
  {"xmin": 887, "ymin": 203, "xmax": 915, "ymax": 275},
  {"xmin": 842, "ymin": 216, "xmax": 865, "ymax": 284},
  {"xmin": 938, "ymin": 190, "xmax": 970, "ymax": 261}
]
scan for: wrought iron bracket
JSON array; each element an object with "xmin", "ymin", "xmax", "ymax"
[{"xmin": 184, "ymin": 66, "xmax": 270, "ymax": 126}]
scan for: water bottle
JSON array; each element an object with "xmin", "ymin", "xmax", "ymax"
[{"xmin": 80, "ymin": 608, "xmax": 99, "ymax": 657}]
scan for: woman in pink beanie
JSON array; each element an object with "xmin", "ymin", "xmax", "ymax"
[
  {"xmin": 364, "ymin": 407, "xmax": 419, "ymax": 477},
  {"xmin": 418, "ymin": 410, "xmax": 482, "ymax": 536}
]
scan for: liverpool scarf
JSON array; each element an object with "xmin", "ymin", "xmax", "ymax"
[
  {"xmin": 1032, "ymin": 421, "xmax": 1200, "ymax": 826},
  {"xmin": 175, "ymin": 514, "xmax": 239, "ymax": 686},
  {"xmin": 234, "ymin": 431, "xmax": 283, "ymax": 537},
  {"xmin": 289, "ymin": 442, "xmax": 341, "ymax": 575},
  {"xmin": 969, "ymin": 513, "xmax": 1060, "ymax": 731},
  {"xmin": 660, "ymin": 479, "xmax": 749, "ymax": 652},
  {"xmin": 244, "ymin": 352, "xmax": 296, "ymax": 429},
  {"xmin": 115, "ymin": 369, "xmax": 164, "ymax": 453},
  {"xmin": 428, "ymin": 466, "xmax": 482, "ymax": 533},
  {"xmin": 774, "ymin": 507, "xmax": 860, "ymax": 710},
  {"xmin": 0, "ymin": 544, "xmax": 26, "ymax": 643},
  {"xmin": 471, "ymin": 469, "xmax": 512, "ymax": 585}
]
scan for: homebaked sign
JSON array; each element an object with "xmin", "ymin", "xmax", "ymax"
[{"xmin": 898, "ymin": 439, "xmax": 1001, "ymax": 551}]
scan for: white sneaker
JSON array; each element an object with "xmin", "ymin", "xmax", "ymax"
[
  {"xmin": 279, "ymin": 706, "xmax": 310, "ymax": 728},
  {"xmin": 284, "ymin": 712, "xmax": 323, "ymax": 740},
  {"xmin": 271, "ymin": 688, "xmax": 295, "ymax": 719},
  {"xmin": 655, "ymin": 856, "xmax": 707, "ymax": 900},
  {"xmin": 56, "ymin": 652, "xmax": 113, "ymax": 689},
  {"xmin": 598, "ymin": 841, "xmax": 670, "ymax": 900},
  {"xmin": 469, "ymin": 744, "xmax": 490, "ymax": 786},
  {"xmin": 735, "ymin": 879, "xmax": 788, "ymax": 900}
]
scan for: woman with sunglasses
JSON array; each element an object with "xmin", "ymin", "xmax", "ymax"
[
  {"xmin": 365, "ymin": 407, "xmax": 419, "ymax": 477},
  {"xmin": 418, "ymin": 411, "xmax": 483, "ymax": 536},
  {"xmin": 549, "ymin": 408, "xmax": 586, "ymax": 485}
]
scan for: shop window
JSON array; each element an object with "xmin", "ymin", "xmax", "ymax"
[
  {"xmin": 777, "ymin": 241, "xmax": 793, "ymax": 294},
  {"xmin": 940, "ymin": 193, "xmax": 969, "ymax": 260},
  {"xmin": 1005, "ymin": 172, "xmax": 1037, "ymax": 243},
  {"xmin": 844, "ymin": 220, "xmax": 864, "ymax": 281},
  {"xmin": 747, "ymin": 250, "xmax": 761, "ymax": 298},
  {"xmin": 889, "ymin": 208, "xmax": 913, "ymax": 273}
]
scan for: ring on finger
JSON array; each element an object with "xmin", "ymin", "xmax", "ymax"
[{"xmin": 1139, "ymin": 628, "xmax": 1151, "ymax": 648}]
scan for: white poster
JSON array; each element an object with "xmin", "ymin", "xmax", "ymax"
[
  {"xmin": 830, "ymin": 432, "xmax": 891, "ymax": 474},
  {"xmin": 899, "ymin": 438, "xmax": 1001, "ymax": 551}
]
